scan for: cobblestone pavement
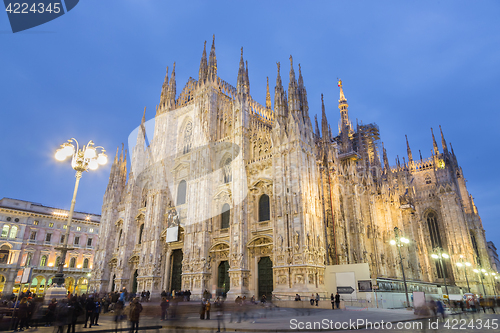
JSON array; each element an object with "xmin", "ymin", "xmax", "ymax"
[{"xmin": 20, "ymin": 306, "xmax": 500, "ymax": 332}]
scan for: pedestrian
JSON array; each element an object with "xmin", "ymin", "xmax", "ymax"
[
  {"xmin": 84, "ymin": 295, "xmax": 96, "ymax": 328},
  {"xmin": 18, "ymin": 297, "xmax": 29, "ymax": 331},
  {"xmin": 315, "ymin": 293, "xmax": 320, "ymax": 306},
  {"xmin": 66, "ymin": 296, "xmax": 82, "ymax": 333},
  {"xmin": 215, "ymin": 297, "xmax": 225, "ymax": 332},
  {"xmin": 94, "ymin": 298, "xmax": 102, "ymax": 326},
  {"xmin": 200, "ymin": 298, "xmax": 206, "ymax": 320},
  {"xmin": 114, "ymin": 299, "xmax": 125, "ymax": 333},
  {"xmin": 310, "ymin": 294, "xmax": 314, "ymax": 306},
  {"xmin": 128, "ymin": 298, "xmax": 143, "ymax": 333},
  {"xmin": 205, "ymin": 299, "xmax": 211, "ymax": 320},
  {"xmin": 436, "ymin": 300, "xmax": 445, "ymax": 319},
  {"xmin": 335, "ymin": 292, "xmax": 341, "ymax": 309},
  {"xmin": 330, "ymin": 293, "xmax": 335, "ymax": 309},
  {"xmin": 160, "ymin": 297, "xmax": 169, "ymax": 320},
  {"xmin": 46, "ymin": 298, "xmax": 57, "ymax": 326}
]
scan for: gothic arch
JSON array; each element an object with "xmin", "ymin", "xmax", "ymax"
[
  {"xmin": 141, "ymin": 185, "xmax": 149, "ymax": 208},
  {"xmin": 220, "ymin": 154, "xmax": 233, "ymax": 184},
  {"xmin": 423, "ymin": 209, "xmax": 444, "ymax": 250},
  {"xmin": 178, "ymin": 117, "xmax": 193, "ymax": 154},
  {"xmin": 177, "ymin": 180, "xmax": 187, "ymax": 205}
]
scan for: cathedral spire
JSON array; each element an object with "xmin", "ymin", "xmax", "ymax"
[
  {"xmin": 198, "ymin": 40, "xmax": 208, "ymax": 82},
  {"xmin": 114, "ymin": 146, "xmax": 119, "ymax": 165},
  {"xmin": 405, "ymin": 135, "xmax": 413, "ymax": 162},
  {"xmin": 160, "ymin": 66, "xmax": 169, "ymax": 106},
  {"xmin": 288, "ymin": 55, "xmax": 300, "ymax": 114},
  {"xmin": 382, "ymin": 142, "xmax": 390, "ymax": 172},
  {"xmin": 119, "ymin": 143, "xmax": 124, "ymax": 164},
  {"xmin": 274, "ymin": 62, "xmax": 287, "ymax": 120},
  {"xmin": 265, "ymin": 77, "xmax": 271, "ymax": 110},
  {"xmin": 431, "ymin": 127, "xmax": 439, "ymax": 155},
  {"xmin": 207, "ymin": 35, "xmax": 217, "ymax": 81},
  {"xmin": 439, "ymin": 125, "xmax": 448, "ymax": 154},
  {"xmin": 450, "ymin": 142, "xmax": 455, "ymax": 156},
  {"xmin": 321, "ymin": 94, "xmax": 329, "ymax": 140},
  {"xmin": 314, "ymin": 114, "xmax": 320, "ymax": 137},
  {"xmin": 298, "ymin": 63, "xmax": 309, "ymax": 120},
  {"xmin": 236, "ymin": 47, "xmax": 246, "ymax": 95},
  {"xmin": 338, "ymin": 79, "xmax": 351, "ymax": 135},
  {"xmin": 167, "ymin": 62, "xmax": 176, "ymax": 110},
  {"xmin": 245, "ymin": 60, "xmax": 250, "ymax": 95}
]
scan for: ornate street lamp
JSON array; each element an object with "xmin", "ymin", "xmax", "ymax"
[
  {"xmin": 390, "ymin": 226, "xmax": 411, "ymax": 308},
  {"xmin": 52, "ymin": 139, "xmax": 107, "ymax": 287},
  {"xmin": 431, "ymin": 247, "xmax": 449, "ymax": 300},
  {"xmin": 456, "ymin": 255, "xmax": 472, "ymax": 293}
]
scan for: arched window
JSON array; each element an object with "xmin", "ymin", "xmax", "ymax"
[
  {"xmin": 9, "ymin": 226, "xmax": 17, "ymax": 239},
  {"xmin": 177, "ymin": 180, "xmax": 187, "ymax": 205},
  {"xmin": 83, "ymin": 258, "xmax": 89, "ymax": 269},
  {"xmin": 427, "ymin": 212, "xmax": 442, "ymax": 249},
  {"xmin": 138, "ymin": 224, "xmax": 145, "ymax": 244},
  {"xmin": 221, "ymin": 203, "xmax": 230, "ymax": 229},
  {"xmin": 40, "ymin": 255, "xmax": 47, "ymax": 267},
  {"xmin": 0, "ymin": 245, "xmax": 9, "ymax": 264},
  {"xmin": 259, "ymin": 194, "xmax": 270, "ymax": 222},
  {"xmin": 425, "ymin": 175, "xmax": 432, "ymax": 185},
  {"xmin": 183, "ymin": 122, "xmax": 193, "ymax": 154},
  {"xmin": 1, "ymin": 225, "xmax": 9, "ymax": 238},
  {"xmin": 69, "ymin": 257, "xmax": 76, "ymax": 268}
]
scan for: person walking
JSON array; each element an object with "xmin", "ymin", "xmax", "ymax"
[
  {"xmin": 66, "ymin": 297, "xmax": 82, "ymax": 333},
  {"xmin": 128, "ymin": 298, "xmax": 143, "ymax": 333},
  {"xmin": 315, "ymin": 293, "xmax": 320, "ymax": 306},
  {"xmin": 160, "ymin": 297, "xmax": 169, "ymax": 320},
  {"xmin": 84, "ymin": 295, "xmax": 96, "ymax": 328},
  {"xmin": 18, "ymin": 297, "xmax": 29, "ymax": 331},
  {"xmin": 330, "ymin": 293, "xmax": 335, "ymax": 310},
  {"xmin": 205, "ymin": 299, "xmax": 211, "ymax": 320},
  {"xmin": 93, "ymin": 298, "xmax": 102, "ymax": 326},
  {"xmin": 215, "ymin": 297, "xmax": 225, "ymax": 332},
  {"xmin": 200, "ymin": 298, "xmax": 206, "ymax": 320},
  {"xmin": 335, "ymin": 293, "xmax": 341, "ymax": 310}
]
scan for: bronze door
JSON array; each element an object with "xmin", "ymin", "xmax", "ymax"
[{"xmin": 258, "ymin": 256, "xmax": 273, "ymax": 299}]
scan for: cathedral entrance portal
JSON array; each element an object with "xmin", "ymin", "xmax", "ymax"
[
  {"xmin": 258, "ymin": 256, "xmax": 273, "ymax": 300},
  {"xmin": 217, "ymin": 261, "xmax": 230, "ymax": 296},
  {"xmin": 170, "ymin": 249, "xmax": 183, "ymax": 293},
  {"xmin": 132, "ymin": 270, "xmax": 138, "ymax": 294}
]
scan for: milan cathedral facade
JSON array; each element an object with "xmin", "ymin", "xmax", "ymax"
[{"xmin": 91, "ymin": 37, "xmax": 494, "ymax": 300}]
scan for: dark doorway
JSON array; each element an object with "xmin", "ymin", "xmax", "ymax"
[
  {"xmin": 111, "ymin": 274, "xmax": 116, "ymax": 292},
  {"xmin": 132, "ymin": 270, "xmax": 138, "ymax": 294},
  {"xmin": 170, "ymin": 249, "xmax": 183, "ymax": 293},
  {"xmin": 217, "ymin": 261, "xmax": 230, "ymax": 296},
  {"xmin": 258, "ymin": 256, "xmax": 273, "ymax": 300}
]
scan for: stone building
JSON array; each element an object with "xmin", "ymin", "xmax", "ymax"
[
  {"xmin": 0, "ymin": 198, "xmax": 100, "ymax": 295},
  {"xmin": 92, "ymin": 37, "xmax": 495, "ymax": 300}
]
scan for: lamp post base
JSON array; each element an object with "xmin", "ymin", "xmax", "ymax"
[{"xmin": 44, "ymin": 285, "xmax": 68, "ymax": 304}]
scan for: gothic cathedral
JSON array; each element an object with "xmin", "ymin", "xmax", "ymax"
[{"xmin": 92, "ymin": 37, "xmax": 494, "ymax": 299}]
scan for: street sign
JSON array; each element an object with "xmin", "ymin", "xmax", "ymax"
[{"xmin": 337, "ymin": 286, "xmax": 355, "ymax": 294}]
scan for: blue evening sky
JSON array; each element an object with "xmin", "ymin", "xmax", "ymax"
[{"xmin": 1, "ymin": 1, "xmax": 499, "ymax": 250}]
